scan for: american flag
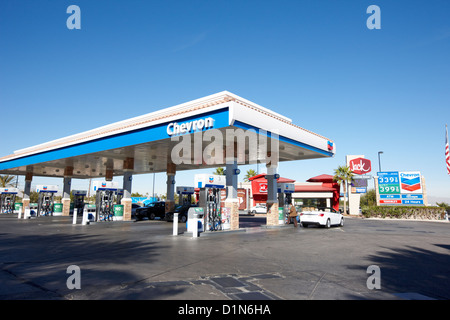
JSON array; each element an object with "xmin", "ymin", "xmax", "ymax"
[{"xmin": 446, "ymin": 125, "xmax": 450, "ymax": 175}]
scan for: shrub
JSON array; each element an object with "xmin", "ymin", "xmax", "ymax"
[{"xmin": 361, "ymin": 206, "xmax": 446, "ymax": 220}]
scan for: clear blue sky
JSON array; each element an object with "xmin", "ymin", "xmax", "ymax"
[{"xmin": 1, "ymin": 0, "xmax": 449, "ymax": 201}]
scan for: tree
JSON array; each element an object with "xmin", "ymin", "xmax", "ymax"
[
  {"xmin": 29, "ymin": 191, "xmax": 39, "ymax": 203},
  {"xmin": 436, "ymin": 202, "xmax": 450, "ymax": 210},
  {"xmin": 333, "ymin": 165, "xmax": 354, "ymax": 215},
  {"xmin": 244, "ymin": 169, "xmax": 257, "ymax": 182},
  {"xmin": 360, "ymin": 189, "xmax": 377, "ymax": 207},
  {"xmin": 131, "ymin": 192, "xmax": 143, "ymax": 197},
  {"xmin": 0, "ymin": 175, "xmax": 16, "ymax": 188},
  {"xmin": 213, "ymin": 167, "xmax": 225, "ymax": 175}
]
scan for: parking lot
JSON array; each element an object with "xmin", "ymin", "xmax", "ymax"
[{"xmin": 0, "ymin": 213, "xmax": 449, "ymax": 300}]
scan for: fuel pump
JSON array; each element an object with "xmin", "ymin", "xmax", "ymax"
[
  {"xmin": 277, "ymin": 183, "xmax": 295, "ymax": 225},
  {"xmin": 116, "ymin": 189, "xmax": 123, "ymax": 204},
  {"xmin": 93, "ymin": 181, "xmax": 119, "ymax": 222},
  {"xmin": 195, "ymin": 174, "xmax": 226, "ymax": 232},
  {"xmin": 72, "ymin": 190, "xmax": 87, "ymax": 217},
  {"xmin": 36, "ymin": 185, "xmax": 58, "ymax": 217},
  {"xmin": 0, "ymin": 188, "xmax": 19, "ymax": 214},
  {"xmin": 176, "ymin": 186, "xmax": 194, "ymax": 205}
]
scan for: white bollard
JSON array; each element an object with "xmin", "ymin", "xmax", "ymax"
[
  {"xmin": 24, "ymin": 207, "xmax": 30, "ymax": 219},
  {"xmin": 18, "ymin": 206, "xmax": 22, "ymax": 219},
  {"xmin": 81, "ymin": 208, "xmax": 88, "ymax": 225},
  {"xmin": 72, "ymin": 208, "xmax": 78, "ymax": 225},
  {"xmin": 173, "ymin": 212, "xmax": 179, "ymax": 236},
  {"xmin": 192, "ymin": 213, "xmax": 198, "ymax": 238}
]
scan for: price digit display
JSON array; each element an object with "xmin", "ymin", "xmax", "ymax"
[
  {"xmin": 378, "ymin": 176, "xmax": 399, "ymax": 184},
  {"xmin": 379, "ymin": 185, "xmax": 400, "ymax": 194},
  {"xmin": 378, "ymin": 172, "xmax": 401, "ymax": 195}
]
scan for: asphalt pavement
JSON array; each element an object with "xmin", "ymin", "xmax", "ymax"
[{"xmin": 1, "ymin": 213, "xmax": 449, "ymax": 301}]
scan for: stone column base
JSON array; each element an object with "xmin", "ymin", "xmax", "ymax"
[
  {"xmin": 22, "ymin": 199, "xmax": 30, "ymax": 219},
  {"xmin": 22, "ymin": 199, "xmax": 30, "ymax": 209},
  {"xmin": 121, "ymin": 198, "xmax": 132, "ymax": 221},
  {"xmin": 266, "ymin": 201, "xmax": 279, "ymax": 226},
  {"xmin": 224, "ymin": 198, "xmax": 239, "ymax": 230},
  {"xmin": 62, "ymin": 198, "xmax": 71, "ymax": 217},
  {"xmin": 165, "ymin": 200, "xmax": 175, "ymax": 214}
]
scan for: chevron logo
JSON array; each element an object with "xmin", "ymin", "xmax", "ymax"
[
  {"xmin": 327, "ymin": 141, "xmax": 334, "ymax": 151},
  {"xmin": 400, "ymin": 173, "xmax": 421, "ymax": 192}
]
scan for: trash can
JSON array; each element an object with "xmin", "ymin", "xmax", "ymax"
[
  {"xmin": 53, "ymin": 203, "xmax": 63, "ymax": 216},
  {"xmin": 14, "ymin": 203, "xmax": 23, "ymax": 213},
  {"xmin": 278, "ymin": 207, "xmax": 285, "ymax": 225},
  {"xmin": 86, "ymin": 204, "xmax": 96, "ymax": 222},
  {"xmin": 187, "ymin": 207, "xmax": 204, "ymax": 233},
  {"xmin": 113, "ymin": 204, "xmax": 124, "ymax": 221}
]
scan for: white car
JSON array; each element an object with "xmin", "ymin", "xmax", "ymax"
[
  {"xmin": 300, "ymin": 207, "xmax": 344, "ymax": 228},
  {"xmin": 250, "ymin": 204, "xmax": 267, "ymax": 214}
]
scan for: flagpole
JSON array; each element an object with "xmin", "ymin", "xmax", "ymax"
[
  {"xmin": 445, "ymin": 124, "xmax": 450, "ymax": 220},
  {"xmin": 446, "ymin": 124, "xmax": 449, "ymax": 176},
  {"xmin": 446, "ymin": 124, "xmax": 449, "ymax": 174}
]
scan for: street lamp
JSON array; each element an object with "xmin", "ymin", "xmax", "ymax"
[
  {"xmin": 152, "ymin": 172, "xmax": 156, "ymax": 199},
  {"xmin": 378, "ymin": 151, "xmax": 383, "ymax": 172}
]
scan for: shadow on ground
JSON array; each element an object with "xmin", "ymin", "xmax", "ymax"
[
  {"xmin": 347, "ymin": 243, "xmax": 450, "ymax": 299},
  {"xmin": 0, "ymin": 228, "xmax": 183, "ymax": 299}
]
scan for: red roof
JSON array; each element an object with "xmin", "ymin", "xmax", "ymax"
[
  {"xmin": 306, "ymin": 174, "xmax": 334, "ymax": 183},
  {"xmin": 248, "ymin": 173, "xmax": 295, "ymax": 183},
  {"xmin": 248, "ymin": 174, "xmax": 266, "ymax": 181}
]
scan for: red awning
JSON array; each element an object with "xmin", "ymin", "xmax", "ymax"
[{"xmin": 294, "ymin": 185, "xmax": 336, "ymax": 192}]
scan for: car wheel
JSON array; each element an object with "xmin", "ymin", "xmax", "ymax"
[
  {"xmin": 252, "ymin": 210, "xmax": 256, "ymax": 214},
  {"xmin": 325, "ymin": 219, "xmax": 331, "ymax": 229},
  {"xmin": 148, "ymin": 212, "xmax": 156, "ymax": 220},
  {"xmin": 301, "ymin": 223, "xmax": 308, "ymax": 228},
  {"xmin": 180, "ymin": 215, "xmax": 187, "ymax": 223}
]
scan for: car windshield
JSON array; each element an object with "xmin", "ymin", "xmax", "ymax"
[
  {"xmin": 318, "ymin": 207, "xmax": 337, "ymax": 212},
  {"xmin": 146, "ymin": 203, "xmax": 156, "ymax": 207}
]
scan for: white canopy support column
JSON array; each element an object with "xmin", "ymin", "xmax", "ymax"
[
  {"xmin": 225, "ymin": 157, "xmax": 239, "ymax": 230},
  {"xmin": 121, "ymin": 157, "xmax": 134, "ymax": 221},
  {"xmin": 266, "ymin": 162, "xmax": 279, "ymax": 227},
  {"xmin": 22, "ymin": 172, "xmax": 33, "ymax": 216},
  {"xmin": 62, "ymin": 166, "xmax": 73, "ymax": 217},
  {"xmin": 166, "ymin": 162, "xmax": 176, "ymax": 214}
]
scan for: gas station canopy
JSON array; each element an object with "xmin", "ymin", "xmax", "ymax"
[{"xmin": 0, "ymin": 91, "xmax": 335, "ymax": 178}]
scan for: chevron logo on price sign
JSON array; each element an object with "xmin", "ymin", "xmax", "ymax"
[{"xmin": 399, "ymin": 171, "xmax": 422, "ymax": 194}]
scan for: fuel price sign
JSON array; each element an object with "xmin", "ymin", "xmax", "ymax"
[
  {"xmin": 377, "ymin": 171, "xmax": 425, "ymax": 206},
  {"xmin": 377, "ymin": 171, "xmax": 400, "ymax": 195}
]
